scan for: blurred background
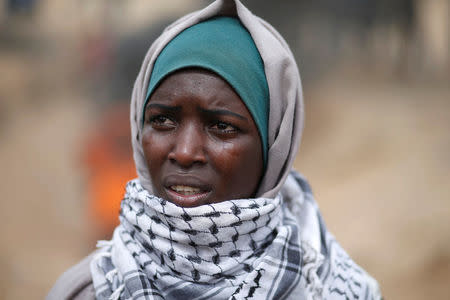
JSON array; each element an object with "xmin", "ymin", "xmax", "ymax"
[{"xmin": 0, "ymin": 0, "xmax": 449, "ymax": 298}]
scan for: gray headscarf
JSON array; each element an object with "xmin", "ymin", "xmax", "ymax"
[{"xmin": 130, "ymin": 0, "xmax": 303, "ymax": 198}]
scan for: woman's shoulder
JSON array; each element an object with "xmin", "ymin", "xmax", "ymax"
[
  {"xmin": 46, "ymin": 251, "xmax": 97, "ymax": 300},
  {"xmin": 285, "ymin": 171, "xmax": 382, "ymax": 299}
]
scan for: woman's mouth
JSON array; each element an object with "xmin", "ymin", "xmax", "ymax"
[
  {"xmin": 163, "ymin": 176, "xmax": 212, "ymax": 207},
  {"xmin": 165, "ymin": 186, "xmax": 211, "ymax": 207},
  {"xmin": 169, "ymin": 185, "xmax": 202, "ymax": 196},
  {"xmin": 165, "ymin": 184, "xmax": 211, "ymax": 207}
]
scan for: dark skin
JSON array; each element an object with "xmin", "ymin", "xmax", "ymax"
[{"xmin": 142, "ymin": 68, "xmax": 264, "ymax": 207}]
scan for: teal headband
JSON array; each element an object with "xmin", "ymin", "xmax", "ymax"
[{"xmin": 144, "ymin": 16, "xmax": 269, "ymax": 165}]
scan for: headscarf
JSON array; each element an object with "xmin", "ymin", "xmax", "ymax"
[
  {"xmin": 130, "ymin": 0, "xmax": 303, "ymax": 198},
  {"xmin": 90, "ymin": 1, "xmax": 381, "ymax": 299}
]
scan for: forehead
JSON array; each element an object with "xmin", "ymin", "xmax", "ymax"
[{"xmin": 148, "ymin": 69, "xmax": 248, "ymax": 112}]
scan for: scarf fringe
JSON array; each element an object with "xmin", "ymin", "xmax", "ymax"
[
  {"xmin": 109, "ymin": 284, "xmax": 124, "ymax": 300},
  {"xmin": 301, "ymin": 241, "xmax": 324, "ymax": 299}
]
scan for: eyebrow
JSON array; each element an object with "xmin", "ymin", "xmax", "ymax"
[
  {"xmin": 146, "ymin": 103, "xmax": 247, "ymax": 121},
  {"xmin": 198, "ymin": 108, "xmax": 248, "ymax": 121},
  {"xmin": 146, "ymin": 103, "xmax": 182, "ymax": 112}
]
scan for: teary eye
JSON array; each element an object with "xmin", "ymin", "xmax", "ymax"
[
  {"xmin": 149, "ymin": 115, "xmax": 176, "ymax": 128},
  {"xmin": 211, "ymin": 121, "xmax": 237, "ymax": 133}
]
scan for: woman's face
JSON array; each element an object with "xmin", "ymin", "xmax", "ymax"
[{"xmin": 142, "ymin": 69, "xmax": 263, "ymax": 207}]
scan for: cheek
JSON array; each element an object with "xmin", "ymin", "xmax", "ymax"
[
  {"xmin": 220, "ymin": 138, "xmax": 261, "ymax": 166},
  {"xmin": 142, "ymin": 132, "xmax": 167, "ymax": 176},
  {"xmin": 211, "ymin": 141, "xmax": 247, "ymax": 171},
  {"xmin": 210, "ymin": 138, "xmax": 263, "ymax": 196}
]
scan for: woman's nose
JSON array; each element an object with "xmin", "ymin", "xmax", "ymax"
[{"xmin": 168, "ymin": 123, "xmax": 206, "ymax": 167}]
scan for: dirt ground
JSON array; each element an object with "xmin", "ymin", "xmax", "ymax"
[{"xmin": 1, "ymin": 43, "xmax": 449, "ymax": 299}]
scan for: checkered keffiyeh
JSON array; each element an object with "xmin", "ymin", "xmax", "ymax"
[{"xmin": 90, "ymin": 172, "xmax": 381, "ymax": 300}]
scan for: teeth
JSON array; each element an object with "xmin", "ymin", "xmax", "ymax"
[{"xmin": 170, "ymin": 185, "xmax": 201, "ymax": 195}]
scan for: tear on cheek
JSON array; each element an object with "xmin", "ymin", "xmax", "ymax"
[{"xmin": 218, "ymin": 143, "xmax": 241, "ymax": 159}]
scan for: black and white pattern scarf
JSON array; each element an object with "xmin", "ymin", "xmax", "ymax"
[{"xmin": 90, "ymin": 172, "xmax": 381, "ymax": 300}]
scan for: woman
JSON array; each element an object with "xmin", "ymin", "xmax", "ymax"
[{"xmin": 48, "ymin": 0, "xmax": 381, "ymax": 299}]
